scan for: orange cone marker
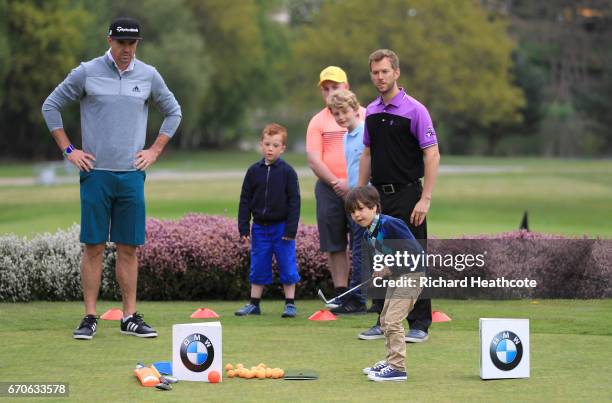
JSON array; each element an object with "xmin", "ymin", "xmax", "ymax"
[
  {"xmin": 432, "ymin": 310, "xmax": 451, "ymax": 322},
  {"xmin": 100, "ymin": 308, "xmax": 123, "ymax": 320},
  {"xmin": 308, "ymin": 309, "xmax": 337, "ymax": 321},
  {"xmin": 190, "ymin": 308, "xmax": 220, "ymax": 319}
]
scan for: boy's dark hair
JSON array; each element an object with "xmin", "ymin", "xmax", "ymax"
[{"xmin": 345, "ymin": 186, "xmax": 381, "ymax": 214}]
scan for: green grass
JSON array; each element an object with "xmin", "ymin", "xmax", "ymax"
[
  {"xmin": 0, "ymin": 151, "xmax": 310, "ymax": 178},
  {"xmin": 154, "ymin": 150, "xmax": 310, "ymax": 172},
  {"xmin": 0, "ymin": 300, "xmax": 610, "ymax": 402},
  {"xmin": 0, "ymin": 154, "xmax": 612, "ymax": 237}
]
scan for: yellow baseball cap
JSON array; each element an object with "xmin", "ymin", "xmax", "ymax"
[{"xmin": 318, "ymin": 66, "xmax": 348, "ymax": 86}]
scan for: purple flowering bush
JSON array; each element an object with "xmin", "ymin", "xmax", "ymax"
[
  {"xmin": 426, "ymin": 232, "xmax": 612, "ymax": 299},
  {"xmin": 1, "ymin": 216, "xmax": 610, "ymax": 302},
  {"xmin": 134, "ymin": 214, "xmax": 330, "ymax": 300}
]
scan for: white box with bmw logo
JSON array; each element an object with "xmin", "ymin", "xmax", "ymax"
[
  {"xmin": 173, "ymin": 322, "xmax": 222, "ymax": 382},
  {"xmin": 480, "ymin": 318, "xmax": 529, "ymax": 379}
]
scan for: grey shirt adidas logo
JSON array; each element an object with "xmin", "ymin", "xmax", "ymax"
[{"xmin": 42, "ymin": 54, "xmax": 182, "ymax": 171}]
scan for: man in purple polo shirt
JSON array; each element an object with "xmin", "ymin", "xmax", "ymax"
[{"xmin": 358, "ymin": 49, "xmax": 440, "ymax": 342}]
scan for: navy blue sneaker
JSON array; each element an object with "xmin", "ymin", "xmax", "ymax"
[
  {"xmin": 405, "ymin": 329, "xmax": 429, "ymax": 343},
  {"xmin": 358, "ymin": 325, "xmax": 384, "ymax": 340},
  {"xmin": 368, "ymin": 365, "xmax": 408, "ymax": 382},
  {"xmin": 281, "ymin": 303, "xmax": 297, "ymax": 318},
  {"xmin": 362, "ymin": 360, "xmax": 387, "ymax": 375},
  {"xmin": 73, "ymin": 314, "xmax": 98, "ymax": 340},
  {"xmin": 120, "ymin": 312, "xmax": 158, "ymax": 338},
  {"xmin": 235, "ymin": 303, "xmax": 261, "ymax": 316}
]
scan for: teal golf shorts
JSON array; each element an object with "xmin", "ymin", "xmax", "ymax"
[{"xmin": 79, "ymin": 170, "xmax": 146, "ymax": 246}]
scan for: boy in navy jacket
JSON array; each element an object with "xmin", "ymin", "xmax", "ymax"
[{"xmin": 236, "ymin": 123, "xmax": 301, "ymax": 317}]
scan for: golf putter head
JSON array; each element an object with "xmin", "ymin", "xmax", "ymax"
[
  {"xmin": 316, "ymin": 289, "xmax": 329, "ymax": 304},
  {"xmin": 317, "ymin": 289, "xmax": 340, "ymax": 309}
]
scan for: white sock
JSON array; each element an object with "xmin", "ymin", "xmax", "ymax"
[{"xmin": 122, "ymin": 314, "xmax": 133, "ymax": 322}]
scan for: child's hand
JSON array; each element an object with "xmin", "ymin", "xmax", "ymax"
[
  {"xmin": 282, "ymin": 236, "xmax": 294, "ymax": 241},
  {"xmin": 241, "ymin": 235, "xmax": 250, "ymax": 242},
  {"xmin": 372, "ymin": 267, "xmax": 392, "ymax": 278}
]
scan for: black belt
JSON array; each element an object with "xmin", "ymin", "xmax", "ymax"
[{"xmin": 374, "ymin": 180, "xmax": 420, "ymax": 195}]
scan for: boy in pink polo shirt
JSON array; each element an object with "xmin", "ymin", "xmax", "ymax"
[{"xmin": 306, "ymin": 66, "xmax": 365, "ymax": 302}]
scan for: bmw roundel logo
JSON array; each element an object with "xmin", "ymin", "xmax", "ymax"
[
  {"xmin": 180, "ymin": 333, "xmax": 215, "ymax": 372},
  {"xmin": 490, "ymin": 331, "xmax": 523, "ymax": 371}
]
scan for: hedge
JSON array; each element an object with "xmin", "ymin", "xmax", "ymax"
[{"xmin": 1, "ymin": 214, "xmax": 610, "ymax": 302}]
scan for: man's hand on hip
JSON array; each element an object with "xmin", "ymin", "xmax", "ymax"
[
  {"xmin": 410, "ymin": 197, "xmax": 431, "ymax": 227},
  {"xmin": 68, "ymin": 149, "xmax": 96, "ymax": 172},
  {"xmin": 135, "ymin": 148, "xmax": 160, "ymax": 170}
]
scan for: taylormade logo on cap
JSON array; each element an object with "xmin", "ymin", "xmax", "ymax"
[
  {"xmin": 116, "ymin": 27, "xmax": 139, "ymax": 32},
  {"xmin": 108, "ymin": 17, "xmax": 142, "ymax": 40}
]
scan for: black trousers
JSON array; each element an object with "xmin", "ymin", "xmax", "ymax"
[{"xmin": 374, "ymin": 182, "xmax": 432, "ymax": 332}]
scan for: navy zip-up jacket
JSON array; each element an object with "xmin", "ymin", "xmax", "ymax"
[
  {"xmin": 238, "ymin": 158, "xmax": 301, "ymax": 238},
  {"xmin": 365, "ymin": 214, "xmax": 425, "ymax": 276}
]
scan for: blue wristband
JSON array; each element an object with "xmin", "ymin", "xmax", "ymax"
[{"xmin": 63, "ymin": 144, "xmax": 75, "ymax": 157}]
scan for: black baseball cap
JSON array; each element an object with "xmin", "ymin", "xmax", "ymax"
[{"xmin": 108, "ymin": 17, "xmax": 142, "ymax": 40}]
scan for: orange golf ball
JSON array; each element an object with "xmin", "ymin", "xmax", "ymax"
[
  {"xmin": 208, "ymin": 370, "xmax": 221, "ymax": 383},
  {"xmin": 227, "ymin": 369, "xmax": 236, "ymax": 378},
  {"xmin": 225, "ymin": 363, "xmax": 234, "ymax": 371}
]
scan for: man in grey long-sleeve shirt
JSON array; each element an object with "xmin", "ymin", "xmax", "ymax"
[{"xmin": 42, "ymin": 17, "xmax": 181, "ymax": 340}]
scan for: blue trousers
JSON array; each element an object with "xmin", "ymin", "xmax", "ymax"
[{"xmin": 250, "ymin": 222, "xmax": 300, "ymax": 285}]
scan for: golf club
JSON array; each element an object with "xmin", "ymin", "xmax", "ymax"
[{"xmin": 317, "ymin": 278, "xmax": 372, "ymax": 308}]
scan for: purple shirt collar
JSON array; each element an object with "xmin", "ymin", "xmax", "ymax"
[{"xmin": 375, "ymin": 87, "xmax": 407, "ymax": 108}]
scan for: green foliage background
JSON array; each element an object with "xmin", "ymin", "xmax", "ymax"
[{"xmin": 0, "ymin": 0, "xmax": 609, "ymax": 158}]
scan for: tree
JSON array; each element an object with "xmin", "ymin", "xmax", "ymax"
[
  {"xmin": 185, "ymin": 0, "xmax": 288, "ymax": 147},
  {"xmin": 286, "ymin": 0, "xmax": 324, "ymax": 27},
  {"xmin": 0, "ymin": 0, "xmax": 91, "ymax": 158},
  {"xmin": 574, "ymin": 52, "xmax": 612, "ymax": 155},
  {"xmin": 0, "ymin": 0, "xmax": 8, "ymax": 110},
  {"xmin": 502, "ymin": 0, "xmax": 612, "ymax": 156},
  {"xmin": 287, "ymin": 0, "xmax": 525, "ymax": 154}
]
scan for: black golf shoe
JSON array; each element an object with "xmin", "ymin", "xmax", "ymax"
[
  {"xmin": 330, "ymin": 298, "xmax": 367, "ymax": 315},
  {"xmin": 73, "ymin": 314, "xmax": 98, "ymax": 340},
  {"xmin": 120, "ymin": 312, "xmax": 158, "ymax": 338}
]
